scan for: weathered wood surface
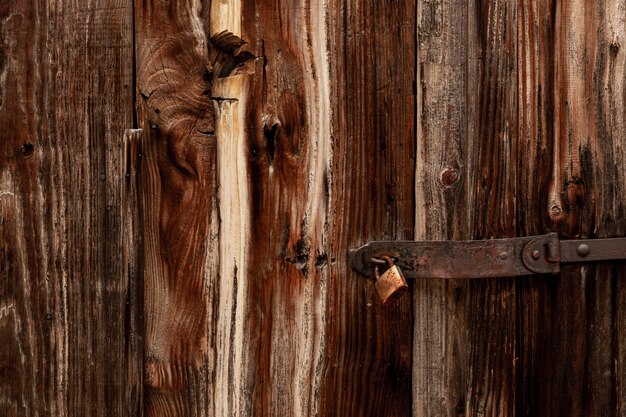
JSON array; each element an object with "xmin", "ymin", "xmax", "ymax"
[
  {"xmin": 414, "ymin": 0, "xmax": 474, "ymax": 414},
  {"xmin": 212, "ymin": 0, "xmax": 416, "ymax": 415},
  {"xmin": 3, "ymin": 0, "xmax": 626, "ymax": 416},
  {"xmin": 321, "ymin": 0, "xmax": 416, "ymax": 413},
  {"xmin": 134, "ymin": 1, "xmax": 219, "ymax": 415},
  {"xmin": 134, "ymin": 0, "xmax": 416, "ymax": 415},
  {"xmin": 518, "ymin": 1, "xmax": 626, "ymax": 415},
  {"xmin": 0, "ymin": 0, "xmax": 139, "ymax": 416},
  {"xmin": 415, "ymin": 0, "xmax": 626, "ymax": 416}
]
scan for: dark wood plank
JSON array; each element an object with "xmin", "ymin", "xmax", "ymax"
[
  {"xmin": 0, "ymin": 0, "xmax": 138, "ymax": 415},
  {"xmin": 123, "ymin": 129, "xmax": 145, "ymax": 417},
  {"xmin": 133, "ymin": 1, "xmax": 219, "ymax": 416},
  {"xmin": 323, "ymin": 1, "xmax": 416, "ymax": 415},
  {"xmin": 465, "ymin": 1, "xmax": 520, "ymax": 415},
  {"xmin": 415, "ymin": 0, "xmax": 520, "ymax": 414},
  {"xmin": 518, "ymin": 0, "xmax": 626, "ymax": 415}
]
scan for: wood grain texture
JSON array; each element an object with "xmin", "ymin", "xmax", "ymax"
[
  {"xmin": 323, "ymin": 0, "xmax": 416, "ymax": 414},
  {"xmin": 211, "ymin": 73, "xmax": 253, "ymax": 417},
  {"xmin": 240, "ymin": 1, "xmax": 333, "ymax": 414},
  {"xmin": 415, "ymin": 0, "xmax": 626, "ymax": 416},
  {"xmin": 3, "ymin": 1, "xmax": 626, "ymax": 416},
  {"xmin": 415, "ymin": 1, "xmax": 520, "ymax": 416},
  {"xmin": 123, "ymin": 129, "xmax": 145, "ymax": 417},
  {"xmin": 0, "ymin": 0, "xmax": 138, "ymax": 416},
  {"xmin": 465, "ymin": 1, "xmax": 518, "ymax": 415},
  {"xmin": 206, "ymin": 0, "xmax": 417, "ymax": 415},
  {"xmin": 413, "ymin": 0, "xmax": 472, "ymax": 414},
  {"xmin": 518, "ymin": 1, "xmax": 626, "ymax": 416},
  {"xmin": 134, "ymin": 1, "xmax": 219, "ymax": 415},
  {"xmin": 208, "ymin": 4, "xmax": 254, "ymax": 415}
]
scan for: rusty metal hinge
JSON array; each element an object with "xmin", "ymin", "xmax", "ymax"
[{"xmin": 349, "ymin": 233, "xmax": 626, "ymax": 278}]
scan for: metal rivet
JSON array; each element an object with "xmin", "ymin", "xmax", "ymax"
[
  {"xmin": 499, "ymin": 252, "xmax": 508, "ymax": 260},
  {"xmin": 532, "ymin": 250, "xmax": 541, "ymax": 260},
  {"xmin": 576, "ymin": 243, "xmax": 590, "ymax": 257}
]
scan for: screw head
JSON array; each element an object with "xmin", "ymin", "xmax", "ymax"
[
  {"xmin": 576, "ymin": 243, "xmax": 590, "ymax": 257},
  {"xmin": 499, "ymin": 252, "xmax": 509, "ymax": 260},
  {"xmin": 532, "ymin": 250, "xmax": 541, "ymax": 260}
]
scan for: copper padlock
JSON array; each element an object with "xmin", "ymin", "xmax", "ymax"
[{"xmin": 374, "ymin": 256, "xmax": 409, "ymax": 306}]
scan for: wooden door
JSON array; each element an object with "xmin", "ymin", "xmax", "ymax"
[
  {"xmin": 1, "ymin": 0, "xmax": 625, "ymax": 416},
  {"xmin": 415, "ymin": 1, "xmax": 626, "ymax": 415}
]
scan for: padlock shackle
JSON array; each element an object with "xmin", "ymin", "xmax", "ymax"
[
  {"xmin": 370, "ymin": 255, "xmax": 396, "ymax": 268},
  {"xmin": 380, "ymin": 255, "xmax": 395, "ymax": 267},
  {"xmin": 370, "ymin": 257, "xmax": 387, "ymax": 266}
]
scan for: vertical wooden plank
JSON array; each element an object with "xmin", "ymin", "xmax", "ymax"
[
  {"xmin": 518, "ymin": 0, "xmax": 626, "ymax": 415},
  {"xmin": 465, "ymin": 1, "xmax": 519, "ymax": 415},
  {"xmin": 323, "ymin": 0, "xmax": 416, "ymax": 415},
  {"xmin": 236, "ymin": 1, "xmax": 333, "ymax": 415},
  {"xmin": 134, "ymin": 1, "xmax": 218, "ymax": 415},
  {"xmin": 208, "ymin": 0, "xmax": 415, "ymax": 415},
  {"xmin": 414, "ymin": 0, "xmax": 525, "ymax": 415},
  {"xmin": 514, "ymin": 2, "xmax": 563, "ymax": 415},
  {"xmin": 123, "ymin": 129, "xmax": 145, "ymax": 417},
  {"xmin": 211, "ymin": 74, "xmax": 254, "ymax": 417},
  {"xmin": 0, "ymin": 0, "xmax": 137, "ymax": 416},
  {"xmin": 207, "ymin": 4, "xmax": 254, "ymax": 416},
  {"xmin": 413, "ymin": 0, "xmax": 471, "ymax": 414}
]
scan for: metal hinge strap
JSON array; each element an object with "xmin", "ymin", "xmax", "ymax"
[{"xmin": 349, "ymin": 233, "xmax": 626, "ymax": 279}]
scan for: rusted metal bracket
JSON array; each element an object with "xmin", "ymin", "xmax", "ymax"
[{"xmin": 349, "ymin": 233, "xmax": 626, "ymax": 278}]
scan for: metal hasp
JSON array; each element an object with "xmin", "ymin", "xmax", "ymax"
[{"xmin": 349, "ymin": 233, "xmax": 626, "ymax": 278}]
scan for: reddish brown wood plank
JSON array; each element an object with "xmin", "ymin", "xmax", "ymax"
[
  {"xmin": 227, "ymin": 1, "xmax": 417, "ymax": 416},
  {"xmin": 238, "ymin": 1, "xmax": 333, "ymax": 413},
  {"xmin": 134, "ymin": 1, "xmax": 219, "ymax": 416},
  {"xmin": 0, "ymin": 0, "xmax": 138, "ymax": 415}
]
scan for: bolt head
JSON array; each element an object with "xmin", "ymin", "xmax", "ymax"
[
  {"xmin": 532, "ymin": 250, "xmax": 541, "ymax": 260},
  {"xmin": 576, "ymin": 243, "xmax": 590, "ymax": 257}
]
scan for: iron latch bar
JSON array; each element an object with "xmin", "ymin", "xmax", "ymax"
[{"xmin": 349, "ymin": 233, "xmax": 626, "ymax": 278}]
